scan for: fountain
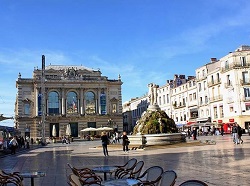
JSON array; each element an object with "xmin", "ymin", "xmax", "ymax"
[{"xmin": 129, "ymin": 83, "xmax": 186, "ymax": 146}]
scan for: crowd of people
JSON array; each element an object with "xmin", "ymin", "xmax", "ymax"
[
  {"xmin": 8, "ymin": 135, "xmax": 31, "ymax": 155},
  {"xmin": 186, "ymin": 122, "xmax": 244, "ymax": 144}
]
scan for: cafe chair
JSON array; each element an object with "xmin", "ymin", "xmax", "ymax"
[
  {"xmin": 0, "ymin": 170, "xmax": 24, "ymax": 186},
  {"xmin": 158, "ymin": 170, "xmax": 177, "ymax": 186},
  {"xmin": 137, "ymin": 166, "xmax": 164, "ymax": 186},
  {"xmin": 120, "ymin": 160, "xmax": 144, "ymax": 179},
  {"xmin": 115, "ymin": 158, "xmax": 137, "ymax": 179},
  {"xmin": 67, "ymin": 163, "xmax": 102, "ymax": 182},
  {"xmin": 179, "ymin": 179, "xmax": 208, "ymax": 186},
  {"xmin": 68, "ymin": 174, "xmax": 102, "ymax": 186}
]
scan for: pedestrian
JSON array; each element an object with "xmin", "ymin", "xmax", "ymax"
[
  {"xmin": 101, "ymin": 132, "xmax": 109, "ymax": 156},
  {"xmin": 187, "ymin": 128, "xmax": 191, "ymax": 139},
  {"xmin": 122, "ymin": 131, "xmax": 129, "ymax": 153},
  {"xmin": 9, "ymin": 136, "xmax": 18, "ymax": 155},
  {"xmin": 237, "ymin": 124, "xmax": 243, "ymax": 144},
  {"xmin": 25, "ymin": 136, "xmax": 30, "ymax": 149},
  {"xmin": 115, "ymin": 132, "xmax": 120, "ymax": 143},
  {"xmin": 192, "ymin": 128, "xmax": 197, "ymax": 140},
  {"xmin": 221, "ymin": 126, "xmax": 224, "ymax": 136},
  {"xmin": 232, "ymin": 123, "xmax": 238, "ymax": 144}
]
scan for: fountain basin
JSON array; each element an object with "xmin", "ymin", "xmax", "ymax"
[{"xmin": 129, "ymin": 133, "xmax": 186, "ymax": 146}]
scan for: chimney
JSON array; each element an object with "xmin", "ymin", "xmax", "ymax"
[{"xmin": 210, "ymin": 58, "xmax": 217, "ymax": 63}]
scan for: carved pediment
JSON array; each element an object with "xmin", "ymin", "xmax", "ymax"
[{"xmin": 110, "ymin": 97, "xmax": 118, "ymax": 102}]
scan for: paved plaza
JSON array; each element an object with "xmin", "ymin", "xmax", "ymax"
[{"xmin": 1, "ymin": 134, "xmax": 250, "ymax": 186}]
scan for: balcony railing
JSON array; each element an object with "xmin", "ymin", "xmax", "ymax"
[
  {"xmin": 221, "ymin": 62, "xmax": 250, "ymax": 73},
  {"xmin": 242, "ymin": 97, "xmax": 250, "ymax": 102},
  {"xmin": 240, "ymin": 79, "xmax": 250, "ymax": 85},
  {"xmin": 224, "ymin": 82, "xmax": 233, "ymax": 88},
  {"xmin": 210, "ymin": 95, "xmax": 223, "ymax": 103},
  {"xmin": 207, "ymin": 79, "xmax": 221, "ymax": 87}
]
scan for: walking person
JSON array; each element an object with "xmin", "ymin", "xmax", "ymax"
[
  {"xmin": 25, "ymin": 136, "xmax": 30, "ymax": 149},
  {"xmin": 122, "ymin": 131, "xmax": 129, "ymax": 153},
  {"xmin": 232, "ymin": 123, "xmax": 238, "ymax": 144},
  {"xmin": 101, "ymin": 132, "xmax": 109, "ymax": 156},
  {"xmin": 9, "ymin": 136, "xmax": 18, "ymax": 155},
  {"xmin": 192, "ymin": 128, "xmax": 197, "ymax": 140},
  {"xmin": 221, "ymin": 126, "xmax": 224, "ymax": 136},
  {"xmin": 237, "ymin": 124, "xmax": 243, "ymax": 144}
]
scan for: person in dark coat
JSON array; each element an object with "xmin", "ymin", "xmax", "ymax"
[
  {"xmin": 237, "ymin": 124, "xmax": 243, "ymax": 144},
  {"xmin": 122, "ymin": 131, "xmax": 129, "ymax": 153},
  {"xmin": 101, "ymin": 132, "xmax": 109, "ymax": 156},
  {"xmin": 192, "ymin": 128, "xmax": 197, "ymax": 140}
]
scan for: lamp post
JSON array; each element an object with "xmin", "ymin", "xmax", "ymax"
[{"xmin": 41, "ymin": 55, "xmax": 46, "ymax": 145}]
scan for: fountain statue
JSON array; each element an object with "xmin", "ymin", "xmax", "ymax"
[{"xmin": 129, "ymin": 83, "xmax": 183, "ymax": 146}]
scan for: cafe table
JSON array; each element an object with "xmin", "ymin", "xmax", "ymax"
[
  {"xmin": 92, "ymin": 166, "xmax": 118, "ymax": 181},
  {"xmin": 101, "ymin": 178, "xmax": 142, "ymax": 186},
  {"xmin": 19, "ymin": 171, "xmax": 46, "ymax": 186}
]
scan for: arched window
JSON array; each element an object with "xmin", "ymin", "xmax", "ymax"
[
  {"xmin": 85, "ymin": 91, "xmax": 96, "ymax": 114},
  {"xmin": 48, "ymin": 91, "xmax": 59, "ymax": 115},
  {"xmin": 67, "ymin": 91, "xmax": 78, "ymax": 113}
]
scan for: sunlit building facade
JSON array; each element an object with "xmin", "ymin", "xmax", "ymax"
[
  {"xmin": 15, "ymin": 65, "xmax": 123, "ymax": 139},
  {"xmin": 123, "ymin": 45, "xmax": 250, "ymax": 132}
]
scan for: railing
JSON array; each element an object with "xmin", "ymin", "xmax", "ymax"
[
  {"xmin": 207, "ymin": 79, "xmax": 221, "ymax": 87},
  {"xmin": 210, "ymin": 95, "xmax": 223, "ymax": 103},
  {"xmin": 240, "ymin": 79, "xmax": 250, "ymax": 85},
  {"xmin": 221, "ymin": 62, "xmax": 250, "ymax": 73},
  {"xmin": 224, "ymin": 83, "xmax": 233, "ymax": 88},
  {"xmin": 242, "ymin": 97, "xmax": 250, "ymax": 101}
]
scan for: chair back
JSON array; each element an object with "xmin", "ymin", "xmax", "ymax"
[
  {"xmin": 126, "ymin": 158, "xmax": 137, "ymax": 170},
  {"xmin": 68, "ymin": 174, "xmax": 81, "ymax": 186},
  {"xmin": 179, "ymin": 180, "xmax": 208, "ymax": 186},
  {"xmin": 159, "ymin": 170, "xmax": 177, "ymax": 186},
  {"xmin": 131, "ymin": 161, "xmax": 144, "ymax": 179},
  {"xmin": 145, "ymin": 166, "xmax": 163, "ymax": 183},
  {"xmin": 67, "ymin": 163, "xmax": 79, "ymax": 176}
]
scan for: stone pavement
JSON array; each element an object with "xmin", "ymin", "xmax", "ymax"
[{"xmin": 0, "ymin": 134, "xmax": 250, "ymax": 186}]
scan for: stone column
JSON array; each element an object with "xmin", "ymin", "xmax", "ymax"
[
  {"xmin": 80, "ymin": 89, "xmax": 83, "ymax": 115},
  {"xmin": 35, "ymin": 88, "xmax": 39, "ymax": 116},
  {"xmin": 62, "ymin": 89, "xmax": 65, "ymax": 115}
]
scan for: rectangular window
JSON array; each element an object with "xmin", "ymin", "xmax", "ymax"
[
  {"xmin": 217, "ymin": 73, "xmax": 220, "ymax": 82},
  {"xmin": 198, "ymin": 83, "xmax": 201, "ymax": 92},
  {"xmin": 230, "ymin": 106, "xmax": 234, "ymax": 112},
  {"xmin": 203, "ymin": 81, "xmax": 206, "ymax": 90},
  {"xmin": 219, "ymin": 106, "xmax": 224, "ymax": 117},
  {"xmin": 225, "ymin": 61, "xmax": 229, "ymax": 70},
  {"xmin": 246, "ymin": 105, "xmax": 250, "ymax": 111},
  {"xmin": 244, "ymin": 88, "xmax": 250, "ymax": 97},
  {"xmin": 167, "ymin": 94, "xmax": 169, "ymax": 103},
  {"xmin": 211, "ymin": 75, "xmax": 214, "ymax": 84},
  {"xmin": 240, "ymin": 56, "xmax": 246, "ymax": 66},
  {"xmin": 189, "ymin": 94, "xmax": 192, "ymax": 101},
  {"xmin": 213, "ymin": 107, "xmax": 218, "ymax": 118},
  {"xmin": 227, "ymin": 75, "xmax": 231, "ymax": 86},
  {"xmin": 242, "ymin": 72, "xmax": 249, "ymax": 84},
  {"xmin": 24, "ymin": 103, "xmax": 30, "ymax": 115},
  {"xmin": 193, "ymin": 93, "xmax": 197, "ymax": 100}
]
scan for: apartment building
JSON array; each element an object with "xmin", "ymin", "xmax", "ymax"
[{"xmin": 123, "ymin": 45, "xmax": 250, "ymax": 132}]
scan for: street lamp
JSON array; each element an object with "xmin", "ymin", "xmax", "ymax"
[{"xmin": 41, "ymin": 55, "xmax": 46, "ymax": 145}]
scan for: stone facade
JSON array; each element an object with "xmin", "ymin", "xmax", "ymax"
[{"xmin": 15, "ymin": 64, "xmax": 123, "ymax": 139}]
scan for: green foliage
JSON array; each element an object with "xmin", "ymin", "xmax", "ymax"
[{"xmin": 134, "ymin": 110, "xmax": 177, "ymax": 134}]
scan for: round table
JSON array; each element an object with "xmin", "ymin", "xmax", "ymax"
[
  {"xmin": 92, "ymin": 166, "xmax": 118, "ymax": 180},
  {"xmin": 102, "ymin": 178, "xmax": 142, "ymax": 186}
]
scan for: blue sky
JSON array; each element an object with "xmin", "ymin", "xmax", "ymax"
[{"xmin": 1, "ymin": 0, "xmax": 250, "ymax": 126}]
